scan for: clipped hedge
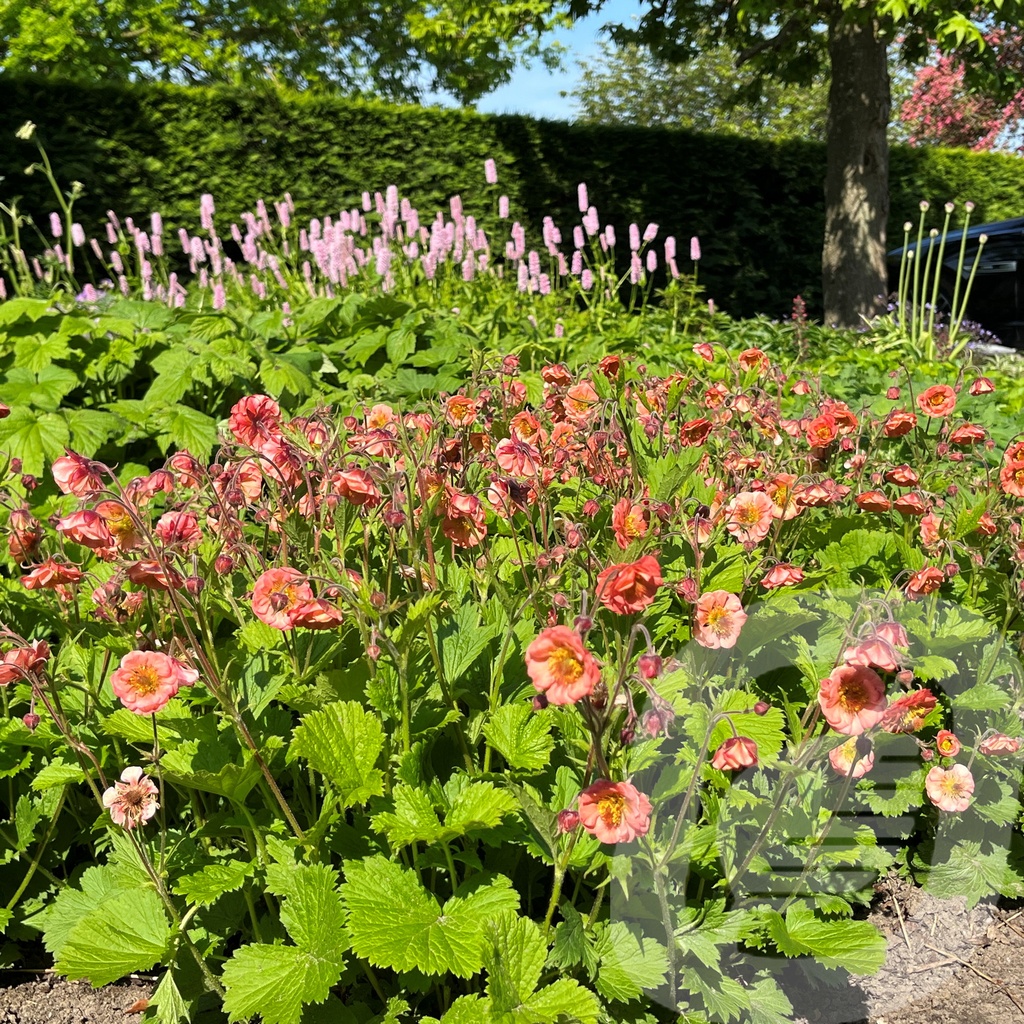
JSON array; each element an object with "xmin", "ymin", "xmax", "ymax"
[{"xmin": 2, "ymin": 75, "xmax": 1024, "ymax": 319}]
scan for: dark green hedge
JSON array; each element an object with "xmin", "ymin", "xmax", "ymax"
[{"xmin": 2, "ymin": 75, "xmax": 1023, "ymax": 319}]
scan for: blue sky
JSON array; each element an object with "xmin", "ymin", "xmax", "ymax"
[{"xmin": 429, "ymin": 0, "xmax": 639, "ymax": 121}]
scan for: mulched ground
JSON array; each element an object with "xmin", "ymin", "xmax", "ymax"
[{"xmin": 3, "ymin": 881, "xmax": 1024, "ymax": 1023}]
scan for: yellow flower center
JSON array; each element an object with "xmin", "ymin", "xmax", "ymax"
[
  {"xmin": 128, "ymin": 666, "xmax": 161, "ymax": 696},
  {"xmin": 597, "ymin": 794, "xmax": 625, "ymax": 827},
  {"xmin": 549, "ymin": 648, "xmax": 583, "ymax": 683},
  {"xmin": 624, "ymin": 511, "xmax": 645, "ymax": 537},
  {"xmin": 706, "ymin": 607, "xmax": 730, "ymax": 634}
]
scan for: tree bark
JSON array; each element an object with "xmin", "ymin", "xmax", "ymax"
[{"xmin": 822, "ymin": 10, "xmax": 890, "ymax": 328}]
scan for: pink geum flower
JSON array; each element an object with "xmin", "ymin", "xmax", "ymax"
[
  {"xmin": 611, "ymin": 497, "xmax": 649, "ymax": 550},
  {"xmin": 828, "ymin": 736, "xmax": 875, "ymax": 778},
  {"xmin": 525, "ymin": 625, "xmax": 600, "ymax": 705},
  {"xmin": 154, "ymin": 510, "xmax": 203, "ymax": 551},
  {"xmin": 52, "ymin": 451, "xmax": 106, "ymax": 496},
  {"xmin": 229, "ymin": 394, "xmax": 283, "ymax": 452},
  {"xmin": 578, "ymin": 779, "xmax": 652, "ymax": 844},
  {"xmin": 925, "ymin": 763, "xmax": 974, "ymax": 812},
  {"xmin": 110, "ymin": 650, "xmax": 199, "ymax": 715},
  {"xmin": 843, "ymin": 636, "xmax": 901, "ymax": 673},
  {"xmin": 126, "ymin": 559, "xmax": 184, "ymax": 591},
  {"xmin": 20, "ymin": 558, "xmax": 84, "ymax": 590},
  {"xmin": 916, "ymin": 384, "xmax": 957, "ymax": 418},
  {"xmin": 596, "ymin": 555, "xmax": 663, "ymax": 615},
  {"xmin": 694, "ymin": 590, "xmax": 747, "ymax": 649},
  {"xmin": 724, "ymin": 491, "xmax": 775, "ymax": 547},
  {"xmin": 563, "ymin": 381, "xmax": 600, "ymax": 424},
  {"xmin": 0, "ymin": 640, "xmax": 50, "ymax": 685},
  {"xmin": 905, "ymin": 566, "xmax": 945, "ymax": 599},
  {"xmin": 440, "ymin": 488, "xmax": 488, "ymax": 548},
  {"xmin": 711, "ymin": 736, "xmax": 758, "ymax": 770},
  {"xmin": 494, "ymin": 437, "xmax": 542, "ymax": 478},
  {"xmin": 102, "ymin": 766, "xmax": 159, "ymax": 829},
  {"xmin": 978, "ymin": 733, "xmax": 1022, "ymax": 755},
  {"xmin": 818, "ymin": 664, "xmax": 887, "ymax": 735},
  {"xmin": 252, "ymin": 567, "xmax": 316, "ymax": 629},
  {"xmin": 55, "ymin": 509, "xmax": 113, "ymax": 550},
  {"xmin": 761, "ymin": 563, "xmax": 804, "ymax": 589}
]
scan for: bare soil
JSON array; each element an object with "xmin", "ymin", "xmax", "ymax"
[{"xmin": 3, "ymin": 883, "xmax": 1024, "ymax": 1023}]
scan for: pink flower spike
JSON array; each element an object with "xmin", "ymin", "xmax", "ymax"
[{"xmin": 484, "ymin": 158, "xmax": 498, "ymax": 184}]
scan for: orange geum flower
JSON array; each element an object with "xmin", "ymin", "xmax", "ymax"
[
  {"xmin": 761, "ymin": 563, "xmax": 804, "ymax": 589},
  {"xmin": 883, "ymin": 410, "xmax": 917, "ymax": 438},
  {"xmin": 611, "ymin": 497, "xmax": 649, "ymax": 550},
  {"xmin": 917, "ymin": 384, "xmax": 957, "ymax": 418},
  {"xmin": 935, "ymin": 730, "xmax": 961, "ymax": 758},
  {"xmin": 525, "ymin": 626, "xmax": 600, "ymax": 705},
  {"xmin": 711, "ymin": 736, "xmax": 758, "ymax": 770},
  {"xmin": 905, "ymin": 566, "xmax": 945, "ymax": 599},
  {"xmin": 578, "ymin": 779, "xmax": 652, "ymax": 844},
  {"xmin": 855, "ymin": 490, "xmax": 891, "ymax": 513},
  {"xmin": 596, "ymin": 555, "xmax": 663, "ymax": 615},
  {"xmin": 881, "ymin": 688, "xmax": 936, "ymax": 734},
  {"xmin": 252, "ymin": 567, "xmax": 316, "ymax": 630}
]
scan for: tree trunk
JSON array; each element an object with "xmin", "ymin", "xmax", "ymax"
[{"xmin": 822, "ymin": 10, "xmax": 890, "ymax": 328}]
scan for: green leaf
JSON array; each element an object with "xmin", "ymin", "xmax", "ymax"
[
  {"xmin": 159, "ymin": 741, "xmax": 262, "ymax": 801},
  {"xmin": 222, "ymin": 861, "xmax": 347, "ymax": 1024},
  {"xmin": 173, "ymin": 860, "xmax": 254, "ymax": 907},
  {"xmin": 259, "ymin": 355, "xmax": 313, "ymax": 398},
  {"xmin": 437, "ymin": 603, "xmax": 499, "ymax": 684},
  {"xmin": 917, "ymin": 840, "xmax": 1024, "ymax": 909},
  {"xmin": 747, "ymin": 977, "xmax": 794, "ymax": 1024},
  {"xmin": 149, "ymin": 970, "xmax": 191, "ymax": 1024},
  {"xmin": 290, "ymin": 701, "xmax": 384, "ymax": 807},
  {"xmin": 13, "ymin": 331, "xmax": 70, "ymax": 373},
  {"xmin": 385, "ymin": 327, "xmax": 417, "ymax": 365},
  {"xmin": 953, "ymin": 680, "xmax": 1010, "ymax": 711},
  {"xmin": 372, "ymin": 784, "xmax": 444, "ymax": 848},
  {"xmin": 222, "ymin": 944, "xmax": 339, "ymax": 1024},
  {"xmin": 154, "ymin": 404, "xmax": 218, "ymax": 459},
  {"xmin": 485, "ymin": 913, "xmax": 548, "ymax": 1012},
  {"xmin": 594, "ymin": 922, "xmax": 669, "ymax": 1003},
  {"xmin": 31, "ymin": 758, "xmax": 84, "ymax": 790},
  {"xmin": 0, "ymin": 407, "xmax": 71, "ymax": 475},
  {"xmin": 483, "ymin": 703, "xmax": 555, "ymax": 773},
  {"xmin": 341, "ymin": 856, "xmax": 518, "ymax": 977},
  {"xmin": 766, "ymin": 904, "xmax": 886, "ymax": 973},
  {"xmin": 645, "ymin": 447, "xmax": 703, "ymax": 502},
  {"xmin": 709, "ymin": 690, "xmax": 787, "ymax": 765},
  {"xmin": 526, "ymin": 979, "xmax": 602, "ymax": 1023},
  {"xmin": 55, "ymin": 889, "xmax": 172, "ymax": 986},
  {"xmin": 444, "ymin": 779, "xmax": 518, "ymax": 835},
  {"xmin": 0, "ymin": 364, "xmax": 79, "ymax": 410},
  {"xmin": 63, "ymin": 408, "xmax": 122, "ymax": 454}
]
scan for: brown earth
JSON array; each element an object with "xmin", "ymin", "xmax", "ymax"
[{"xmin": 3, "ymin": 884, "xmax": 1024, "ymax": 1024}]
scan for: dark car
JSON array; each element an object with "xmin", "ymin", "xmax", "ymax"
[{"xmin": 886, "ymin": 215, "xmax": 1024, "ymax": 347}]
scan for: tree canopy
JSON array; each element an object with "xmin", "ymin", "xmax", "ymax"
[
  {"xmin": 567, "ymin": 37, "xmax": 829, "ymax": 138},
  {"xmin": 0, "ymin": 0, "xmax": 567, "ymax": 103}
]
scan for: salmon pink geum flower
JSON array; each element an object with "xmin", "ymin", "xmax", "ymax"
[
  {"xmin": 229, "ymin": 394, "xmax": 282, "ymax": 452},
  {"xmin": 925, "ymin": 763, "xmax": 974, "ymax": 812},
  {"xmin": 52, "ymin": 451, "xmax": 106, "ymax": 496},
  {"xmin": 761, "ymin": 563, "xmax": 804, "ymax": 589},
  {"xmin": 978, "ymin": 733, "xmax": 1022, "ymax": 755},
  {"xmin": 724, "ymin": 491, "xmax": 775, "ymax": 547},
  {"xmin": 596, "ymin": 555, "xmax": 663, "ymax": 615},
  {"xmin": 102, "ymin": 766, "xmax": 159, "ymax": 829},
  {"xmin": 916, "ymin": 384, "xmax": 957, "ymax": 418},
  {"xmin": 110, "ymin": 650, "xmax": 199, "ymax": 715},
  {"xmin": 818, "ymin": 664, "xmax": 887, "ymax": 735},
  {"xmin": 525, "ymin": 626, "xmax": 600, "ymax": 705},
  {"xmin": 0, "ymin": 640, "xmax": 50, "ymax": 685},
  {"xmin": 711, "ymin": 736, "xmax": 758, "ymax": 770},
  {"xmin": 578, "ymin": 779, "xmax": 652, "ymax": 844},
  {"xmin": 694, "ymin": 590, "xmax": 747, "ymax": 649},
  {"xmin": 828, "ymin": 736, "xmax": 875, "ymax": 778},
  {"xmin": 252, "ymin": 567, "xmax": 316, "ymax": 629}
]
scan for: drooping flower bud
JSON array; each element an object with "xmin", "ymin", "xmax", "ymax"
[{"xmin": 557, "ymin": 808, "xmax": 580, "ymax": 833}]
